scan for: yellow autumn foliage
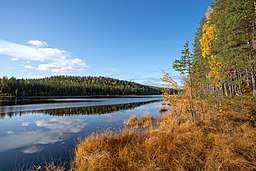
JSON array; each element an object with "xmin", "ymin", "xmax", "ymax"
[
  {"xmin": 200, "ymin": 8, "xmax": 221, "ymax": 87},
  {"xmin": 200, "ymin": 24, "xmax": 215, "ymax": 58}
]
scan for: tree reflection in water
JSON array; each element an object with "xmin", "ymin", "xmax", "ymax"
[{"xmin": 0, "ymin": 100, "xmax": 159, "ymax": 119}]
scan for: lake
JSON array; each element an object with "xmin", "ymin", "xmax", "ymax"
[{"xmin": 0, "ymin": 96, "xmax": 164, "ymax": 170}]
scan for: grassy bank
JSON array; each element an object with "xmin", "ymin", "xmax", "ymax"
[{"xmin": 71, "ymin": 95, "xmax": 256, "ymax": 171}]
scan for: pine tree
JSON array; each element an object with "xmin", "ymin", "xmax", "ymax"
[
  {"xmin": 252, "ymin": 0, "xmax": 256, "ymax": 96},
  {"xmin": 173, "ymin": 41, "xmax": 193, "ymax": 75},
  {"xmin": 173, "ymin": 41, "xmax": 195, "ymax": 118},
  {"xmin": 173, "ymin": 41, "xmax": 193, "ymax": 98},
  {"xmin": 211, "ymin": 0, "xmax": 255, "ymax": 96}
]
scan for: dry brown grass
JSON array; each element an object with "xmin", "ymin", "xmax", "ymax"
[
  {"xmin": 124, "ymin": 114, "xmax": 157, "ymax": 129},
  {"xmin": 29, "ymin": 162, "xmax": 66, "ymax": 171},
  {"xmin": 73, "ymin": 96, "xmax": 256, "ymax": 171}
]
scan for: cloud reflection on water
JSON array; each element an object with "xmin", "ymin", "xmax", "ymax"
[
  {"xmin": 21, "ymin": 122, "xmax": 31, "ymax": 127},
  {"xmin": 0, "ymin": 117, "xmax": 86, "ymax": 153},
  {"xmin": 22, "ymin": 145, "xmax": 44, "ymax": 154}
]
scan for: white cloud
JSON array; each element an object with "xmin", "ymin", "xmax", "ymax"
[
  {"xmin": 103, "ymin": 72, "xmax": 113, "ymax": 77},
  {"xmin": 129, "ymin": 76, "xmax": 163, "ymax": 87},
  {"xmin": 37, "ymin": 58, "xmax": 86, "ymax": 73},
  {"xmin": 0, "ymin": 39, "xmax": 88, "ymax": 73},
  {"xmin": 102, "ymin": 68, "xmax": 126, "ymax": 77},
  {"xmin": 24, "ymin": 65, "xmax": 34, "ymax": 69},
  {"xmin": 27, "ymin": 40, "xmax": 48, "ymax": 47},
  {"xmin": 11, "ymin": 57, "xmax": 19, "ymax": 61}
]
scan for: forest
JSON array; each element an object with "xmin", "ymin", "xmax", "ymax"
[
  {"xmin": 190, "ymin": 0, "xmax": 255, "ymax": 97},
  {"xmin": 0, "ymin": 75, "xmax": 162, "ymax": 96}
]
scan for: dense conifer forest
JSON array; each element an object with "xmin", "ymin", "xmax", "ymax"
[
  {"xmin": 191, "ymin": 0, "xmax": 256, "ymax": 97},
  {"xmin": 0, "ymin": 76, "xmax": 162, "ymax": 96}
]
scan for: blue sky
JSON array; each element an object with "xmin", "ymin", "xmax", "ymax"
[{"xmin": 0, "ymin": 0, "xmax": 213, "ymax": 86}]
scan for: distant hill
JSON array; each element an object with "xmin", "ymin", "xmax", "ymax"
[{"xmin": 0, "ymin": 75, "xmax": 162, "ymax": 96}]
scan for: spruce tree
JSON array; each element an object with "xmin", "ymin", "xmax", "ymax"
[
  {"xmin": 211, "ymin": 0, "xmax": 255, "ymax": 96},
  {"xmin": 173, "ymin": 41, "xmax": 194, "ymax": 98}
]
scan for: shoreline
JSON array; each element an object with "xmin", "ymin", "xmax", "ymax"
[{"xmin": 0, "ymin": 94, "xmax": 163, "ymax": 99}]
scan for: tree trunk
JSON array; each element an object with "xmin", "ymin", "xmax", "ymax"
[
  {"xmin": 229, "ymin": 83, "xmax": 231, "ymax": 96},
  {"xmin": 189, "ymin": 75, "xmax": 193, "ymax": 99},
  {"xmin": 254, "ymin": 0, "xmax": 256, "ymax": 51},
  {"xmin": 224, "ymin": 83, "xmax": 228, "ymax": 96},
  {"xmin": 252, "ymin": 70, "xmax": 256, "ymax": 96},
  {"xmin": 245, "ymin": 68, "xmax": 250, "ymax": 86},
  {"xmin": 253, "ymin": 0, "xmax": 256, "ymax": 96}
]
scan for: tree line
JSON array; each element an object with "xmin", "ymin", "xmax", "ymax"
[
  {"xmin": 173, "ymin": 0, "xmax": 256, "ymax": 97},
  {"xmin": 0, "ymin": 75, "xmax": 162, "ymax": 96}
]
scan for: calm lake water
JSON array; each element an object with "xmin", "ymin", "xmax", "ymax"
[{"xmin": 0, "ymin": 96, "xmax": 163, "ymax": 170}]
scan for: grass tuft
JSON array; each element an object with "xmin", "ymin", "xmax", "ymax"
[{"xmin": 124, "ymin": 114, "xmax": 157, "ymax": 129}]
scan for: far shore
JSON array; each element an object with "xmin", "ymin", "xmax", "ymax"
[{"xmin": 0, "ymin": 94, "xmax": 163, "ymax": 99}]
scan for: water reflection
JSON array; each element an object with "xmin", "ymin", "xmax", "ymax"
[
  {"xmin": 43, "ymin": 101, "xmax": 157, "ymax": 116},
  {"xmin": 22, "ymin": 145, "xmax": 44, "ymax": 154},
  {"xmin": 0, "ymin": 118, "xmax": 86, "ymax": 153},
  {"xmin": 0, "ymin": 97, "xmax": 101, "ymax": 106},
  {"xmin": 0, "ymin": 100, "xmax": 158, "ymax": 118},
  {"xmin": 0, "ymin": 97, "xmax": 162, "ymax": 170}
]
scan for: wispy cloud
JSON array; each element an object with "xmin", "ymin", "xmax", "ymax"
[
  {"xmin": 27, "ymin": 40, "xmax": 48, "ymax": 47},
  {"xmin": 37, "ymin": 58, "xmax": 85, "ymax": 73},
  {"xmin": 102, "ymin": 68, "xmax": 126, "ymax": 77},
  {"xmin": 0, "ymin": 39, "xmax": 88, "ymax": 73},
  {"xmin": 11, "ymin": 57, "xmax": 19, "ymax": 61},
  {"xmin": 136, "ymin": 77, "xmax": 163, "ymax": 87},
  {"xmin": 24, "ymin": 65, "xmax": 34, "ymax": 69}
]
